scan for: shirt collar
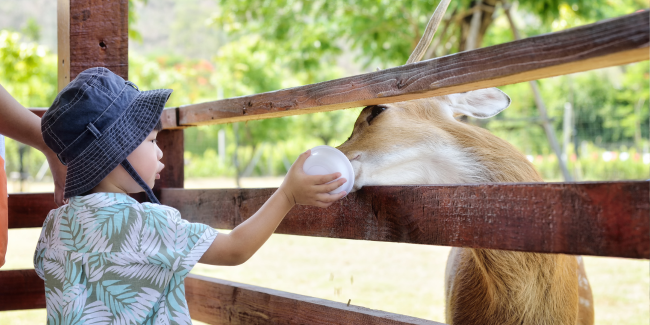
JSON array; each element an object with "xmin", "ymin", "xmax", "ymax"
[{"xmin": 69, "ymin": 192, "xmax": 139, "ymax": 209}]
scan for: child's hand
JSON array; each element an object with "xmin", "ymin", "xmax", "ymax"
[{"xmin": 279, "ymin": 150, "xmax": 347, "ymax": 208}]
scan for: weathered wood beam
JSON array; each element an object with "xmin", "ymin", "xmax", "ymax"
[
  {"xmin": 57, "ymin": 0, "xmax": 71, "ymax": 91},
  {"xmin": 160, "ymin": 108, "xmax": 183, "ymax": 130},
  {"xmin": 186, "ymin": 274, "xmax": 443, "ymax": 325},
  {"xmin": 8, "ymin": 193, "xmax": 56, "ymax": 229},
  {"xmin": 67, "ymin": 0, "xmax": 129, "ymax": 80},
  {"xmin": 160, "ymin": 181, "xmax": 650, "ymax": 259},
  {"xmin": 0, "ymin": 270, "xmax": 46, "ymax": 311},
  {"xmin": 10, "ymin": 182, "xmax": 649, "ymax": 259},
  {"xmin": 0, "ymin": 270, "xmax": 443, "ymax": 324},
  {"xmin": 176, "ymin": 11, "xmax": 649, "ymax": 126}
]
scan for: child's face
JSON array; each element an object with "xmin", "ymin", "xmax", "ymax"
[{"xmin": 96, "ymin": 131, "xmax": 164, "ymax": 193}]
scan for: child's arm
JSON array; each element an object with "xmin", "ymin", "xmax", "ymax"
[
  {"xmin": 0, "ymin": 84, "xmax": 67, "ymax": 206},
  {"xmin": 199, "ymin": 150, "xmax": 347, "ymax": 266}
]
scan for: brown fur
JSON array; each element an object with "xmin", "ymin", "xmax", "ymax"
[{"xmin": 338, "ymin": 97, "xmax": 594, "ymax": 325}]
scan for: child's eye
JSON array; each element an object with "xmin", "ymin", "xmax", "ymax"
[{"xmin": 151, "ymin": 139, "xmax": 158, "ymax": 144}]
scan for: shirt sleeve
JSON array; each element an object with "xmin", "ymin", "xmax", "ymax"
[{"xmin": 145, "ymin": 204, "xmax": 218, "ymax": 276}]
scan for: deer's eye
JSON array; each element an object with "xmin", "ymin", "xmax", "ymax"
[{"xmin": 366, "ymin": 105, "xmax": 387, "ymax": 125}]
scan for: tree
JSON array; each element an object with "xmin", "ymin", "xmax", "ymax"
[{"xmin": 210, "ymin": 0, "xmax": 641, "ymax": 70}]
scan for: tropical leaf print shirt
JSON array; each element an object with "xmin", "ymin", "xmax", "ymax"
[{"xmin": 33, "ymin": 192, "xmax": 218, "ymax": 325}]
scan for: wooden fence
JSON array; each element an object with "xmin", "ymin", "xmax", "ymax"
[{"xmin": 1, "ymin": 1, "xmax": 648, "ymax": 324}]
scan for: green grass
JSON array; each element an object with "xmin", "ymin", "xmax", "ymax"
[{"xmin": 1, "ymin": 228, "xmax": 648, "ymax": 324}]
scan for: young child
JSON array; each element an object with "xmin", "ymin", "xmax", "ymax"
[{"xmin": 33, "ymin": 67, "xmax": 347, "ymax": 324}]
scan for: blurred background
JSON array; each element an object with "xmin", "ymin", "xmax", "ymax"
[{"xmin": 1, "ymin": 0, "xmax": 648, "ymax": 324}]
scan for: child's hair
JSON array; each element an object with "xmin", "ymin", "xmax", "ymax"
[{"xmin": 153, "ymin": 119, "xmax": 163, "ymax": 132}]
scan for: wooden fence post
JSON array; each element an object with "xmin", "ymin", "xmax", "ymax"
[
  {"xmin": 58, "ymin": 0, "xmax": 183, "ymax": 199},
  {"xmin": 61, "ymin": 0, "xmax": 129, "ymax": 81},
  {"xmin": 154, "ymin": 129, "xmax": 185, "ymax": 193}
]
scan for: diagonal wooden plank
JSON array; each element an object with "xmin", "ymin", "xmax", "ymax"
[
  {"xmin": 176, "ymin": 11, "xmax": 649, "ymax": 126},
  {"xmin": 0, "ymin": 269, "xmax": 444, "ymax": 324},
  {"xmin": 160, "ymin": 181, "xmax": 650, "ymax": 259},
  {"xmin": 186, "ymin": 274, "xmax": 444, "ymax": 325}
]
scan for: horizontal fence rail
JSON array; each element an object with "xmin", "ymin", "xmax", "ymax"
[
  {"xmin": 0, "ymin": 270, "xmax": 442, "ymax": 324},
  {"xmin": 7, "ymin": 193, "xmax": 57, "ymax": 229},
  {"xmin": 163, "ymin": 11, "xmax": 649, "ymax": 127},
  {"xmin": 30, "ymin": 11, "xmax": 649, "ymax": 129},
  {"xmin": 9, "ymin": 182, "xmax": 649, "ymax": 259},
  {"xmin": 186, "ymin": 274, "xmax": 442, "ymax": 325},
  {"xmin": 161, "ymin": 182, "xmax": 649, "ymax": 259},
  {"xmin": 0, "ymin": 270, "xmax": 46, "ymax": 311}
]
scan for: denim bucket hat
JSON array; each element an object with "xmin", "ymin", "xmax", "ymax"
[{"xmin": 41, "ymin": 67, "xmax": 172, "ymax": 203}]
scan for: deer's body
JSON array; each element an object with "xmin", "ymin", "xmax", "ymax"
[{"xmin": 337, "ymin": 93, "xmax": 594, "ymax": 324}]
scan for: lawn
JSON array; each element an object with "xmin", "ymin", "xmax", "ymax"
[{"xmin": 1, "ymin": 227, "xmax": 648, "ymax": 324}]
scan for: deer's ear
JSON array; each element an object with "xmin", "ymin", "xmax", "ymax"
[{"xmin": 447, "ymin": 88, "xmax": 511, "ymax": 119}]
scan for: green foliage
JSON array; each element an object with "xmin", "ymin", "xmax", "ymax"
[
  {"xmin": 0, "ymin": 30, "xmax": 57, "ymax": 107},
  {"xmin": 21, "ymin": 17, "xmax": 41, "ymax": 42},
  {"xmin": 212, "ymin": 0, "xmax": 451, "ymax": 68},
  {"xmin": 210, "ymin": 0, "xmax": 643, "ymax": 69},
  {"xmin": 488, "ymin": 62, "xmax": 649, "ymax": 155},
  {"xmin": 1, "ymin": 30, "xmax": 57, "ymax": 181},
  {"xmin": 532, "ymin": 144, "xmax": 649, "ymax": 181},
  {"xmin": 2, "ymin": 0, "xmax": 648, "ymax": 183},
  {"xmin": 128, "ymin": 0, "xmax": 148, "ymax": 43}
]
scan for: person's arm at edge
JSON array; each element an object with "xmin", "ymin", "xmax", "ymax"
[
  {"xmin": 199, "ymin": 150, "xmax": 347, "ymax": 266},
  {"xmin": 0, "ymin": 84, "xmax": 67, "ymax": 206}
]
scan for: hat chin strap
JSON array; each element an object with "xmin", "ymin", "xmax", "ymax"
[{"xmin": 120, "ymin": 159, "xmax": 160, "ymax": 204}]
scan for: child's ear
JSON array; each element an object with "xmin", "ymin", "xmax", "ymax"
[{"xmin": 446, "ymin": 88, "xmax": 511, "ymax": 119}]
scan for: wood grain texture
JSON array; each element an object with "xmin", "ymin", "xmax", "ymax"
[
  {"xmin": 0, "ymin": 270, "xmax": 46, "ymax": 311},
  {"xmin": 7, "ymin": 193, "xmax": 56, "ymax": 229},
  {"xmin": 0, "ymin": 270, "xmax": 443, "ymax": 324},
  {"xmin": 186, "ymin": 274, "xmax": 444, "ymax": 325},
  {"xmin": 10, "ymin": 182, "xmax": 649, "ymax": 259},
  {"xmin": 176, "ymin": 11, "xmax": 649, "ymax": 126},
  {"xmin": 161, "ymin": 181, "xmax": 650, "ymax": 259},
  {"xmin": 57, "ymin": 0, "xmax": 71, "ymax": 91},
  {"xmin": 69, "ymin": 0, "xmax": 129, "ymax": 80},
  {"xmin": 160, "ymin": 108, "xmax": 184, "ymax": 130}
]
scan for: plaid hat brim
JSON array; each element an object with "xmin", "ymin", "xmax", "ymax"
[{"xmin": 63, "ymin": 88, "xmax": 172, "ymax": 198}]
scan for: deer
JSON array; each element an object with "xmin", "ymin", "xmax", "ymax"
[{"xmin": 336, "ymin": 0, "xmax": 594, "ymax": 324}]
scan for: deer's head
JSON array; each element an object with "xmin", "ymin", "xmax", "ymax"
[
  {"xmin": 337, "ymin": 0, "xmax": 540, "ymax": 191},
  {"xmin": 338, "ymin": 90, "xmax": 541, "ymax": 191}
]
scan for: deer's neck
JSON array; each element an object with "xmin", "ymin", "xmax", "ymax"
[
  {"xmin": 441, "ymin": 122, "xmax": 544, "ymax": 183},
  {"xmin": 439, "ymin": 123, "xmax": 582, "ymax": 323}
]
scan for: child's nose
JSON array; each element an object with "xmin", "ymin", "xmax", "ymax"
[{"xmin": 157, "ymin": 146, "xmax": 163, "ymax": 160}]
